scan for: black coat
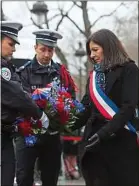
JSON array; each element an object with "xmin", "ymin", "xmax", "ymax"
[
  {"xmin": 1, "ymin": 58, "xmax": 42, "ymax": 127},
  {"xmin": 19, "ymin": 57, "xmax": 61, "ymax": 93},
  {"xmin": 74, "ymin": 61, "xmax": 139, "ymax": 162}
]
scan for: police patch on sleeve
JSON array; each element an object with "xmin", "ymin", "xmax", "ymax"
[{"xmin": 1, "ymin": 67, "xmax": 11, "ymax": 81}]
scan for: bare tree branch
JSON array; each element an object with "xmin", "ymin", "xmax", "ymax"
[
  {"xmin": 48, "ymin": 13, "xmax": 61, "ymax": 22},
  {"xmin": 1, "ymin": 1, "xmax": 11, "ymax": 20},
  {"xmin": 81, "ymin": 1, "xmax": 91, "ymax": 38},
  {"xmin": 72, "ymin": 1, "xmax": 82, "ymax": 9},
  {"xmin": 55, "ymin": 3, "xmax": 75, "ymax": 31},
  {"xmin": 122, "ymin": 1, "xmax": 134, "ymax": 9},
  {"xmin": 66, "ymin": 3, "xmax": 75, "ymax": 12},
  {"xmin": 55, "ymin": 14, "xmax": 65, "ymax": 31},
  {"xmin": 54, "ymin": 3, "xmax": 80, "ymax": 32},
  {"xmin": 65, "ymin": 14, "xmax": 85, "ymax": 36},
  {"xmin": 55, "ymin": 47, "xmax": 68, "ymax": 67},
  {"xmin": 88, "ymin": 2, "xmax": 125, "ymax": 31},
  {"xmin": 30, "ymin": 17, "xmax": 43, "ymax": 29},
  {"xmin": 55, "ymin": 1, "xmax": 83, "ymax": 34},
  {"xmin": 25, "ymin": 2, "xmax": 69, "ymax": 67},
  {"xmin": 1, "ymin": 4, "xmax": 6, "ymax": 21},
  {"xmin": 25, "ymin": 1, "xmax": 31, "ymax": 12}
]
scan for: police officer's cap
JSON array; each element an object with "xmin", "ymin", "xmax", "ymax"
[
  {"xmin": 33, "ymin": 29, "xmax": 63, "ymax": 48},
  {"xmin": 1, "ymin": 21, "xmax": 23, "ymax": 44}
]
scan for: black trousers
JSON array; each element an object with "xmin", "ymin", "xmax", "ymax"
[
  {"xmin": 1, "ymin": 133, "xmax": 15, "ymax": 186},
  {"xmin": 15, "ymin": 134, "xmax": 62, "ymax": 186},
  {"xmin": 81, "ymin": 132, "xmax": 139, "ymax": 186}
]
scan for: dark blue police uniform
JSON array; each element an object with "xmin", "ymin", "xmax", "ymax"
[
  {"xmin": 1, "ymin": 21, "xmax": 43, "ymax": 186},
  {"xmin": 15, "ymin": 29, "xmax": 76, "ymax": 186}
]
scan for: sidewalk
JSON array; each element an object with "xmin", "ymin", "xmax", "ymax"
[
  {"xmin": 58, "ymin": 176, "xmax": 85, "ymax": 185},
  {"xmin": 14, "ymin": 176, "xmax": 85, "ymax": 185}
]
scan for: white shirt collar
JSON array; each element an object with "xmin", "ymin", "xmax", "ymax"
[{"xmin": 38, "ymin": 60, "xmax": 52, "ymax": 67}]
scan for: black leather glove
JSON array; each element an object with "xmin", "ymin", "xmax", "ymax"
[
  {"xmin": 47, "ymin": 122, "xmax": 59, "ymax": 135},
  {"xmin": 44, "ymin": 108, "xmax": 60, "ymax": 132},
  {"xmin": 85, "ymin": 133, "xmax": 100, "ymax": 151}
]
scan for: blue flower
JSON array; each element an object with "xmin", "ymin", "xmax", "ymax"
[
  {"xmin": 73, "ymin": 100, "xmax": 85, "ymax": 112},
  {"xmin": 25, "ymin": 135, "xmax": 37, "ymax": 146}
]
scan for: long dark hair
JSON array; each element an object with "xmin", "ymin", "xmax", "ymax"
[{"xmin": 86, "ymin": 29, "xmax": 130, "ymax": 69}]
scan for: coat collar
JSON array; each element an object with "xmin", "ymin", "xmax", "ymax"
[
  {"xmin": 1, "ymin": 58, "xmax": 16, "ymax": 72},
  {"xmin": 31, "ymin": 56, "xmax": 60, "ymax": 74}
]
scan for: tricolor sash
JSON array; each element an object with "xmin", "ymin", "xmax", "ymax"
[{"xmin": 89, "ymin": 71, "xmax": 136, "ymax": 133}]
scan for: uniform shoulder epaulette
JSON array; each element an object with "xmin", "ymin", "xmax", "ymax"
[
  {"xmin": 16, "ymin": 60, "xmax": 32, "ymax": 72},
  {"xmin": 56, "ymin": 62, "xmax": 61, "ymax": 65},
  {"xmin": 54, "ymin": 62, "xmax": 61, "ymax": 66},
  {"xmin": 56, "ymin": 62, "xmax": 66, "ymax": 69},
  {"xmin": 53, "ymin": 62, "xmax": 61, "ymax": 70}
]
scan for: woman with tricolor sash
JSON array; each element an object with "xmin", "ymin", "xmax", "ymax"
[{"xmin": 72, "ymin": 29, "xmax": 139, "ymax": 186}]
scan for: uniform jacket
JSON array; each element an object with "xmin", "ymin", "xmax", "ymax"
[
  {"xmin": 74, "ymin": 60, "xmax": 139, "ymax": 161},
  {"xmin": 19, "ymin": 56, "xmax": 75, "ymax": 95},
  {"xmin": 19, "ymin": 56, "xmax": 61, "ymax": 93},
  {"xmin": 1, "ymin": 58, "xmax": 42, "ymax": 127}
]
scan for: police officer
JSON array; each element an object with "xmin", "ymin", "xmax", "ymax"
[
  {"xmin": 1, "ymin": 22, "xmax": 49, "ymax": 186},
  {"xmin": 15, "ymin": 29, "xmax": 76, "ymax": 186}
]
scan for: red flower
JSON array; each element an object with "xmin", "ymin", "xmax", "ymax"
[
  {"xmin": 18, "ymin": 120, "xmax": 32, "ymax": 136},
  {"xmin": 56, "ymin": 100, "xmax": 64, "ymax": 113},
  {"xmin": 35, "ymin": 99, "xmax": 47, "ymax": 109},
  {"xmin": 59, "ymin": 91, "xmax": 71, "ymax": 99},
  {"xmin": 59, "ymin": 111, "xmax": 69, "ymax": 124},
  {"xmin": 37, "ymin": 120, "xmax": 42, "ymax": 128},
  {"xmin": 70, "ymin": 102, "xmax": 75, "ymax": 108},
  {"xmin": 57, "ymin": 96, "xmax": 64, "ymax": 102}
]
